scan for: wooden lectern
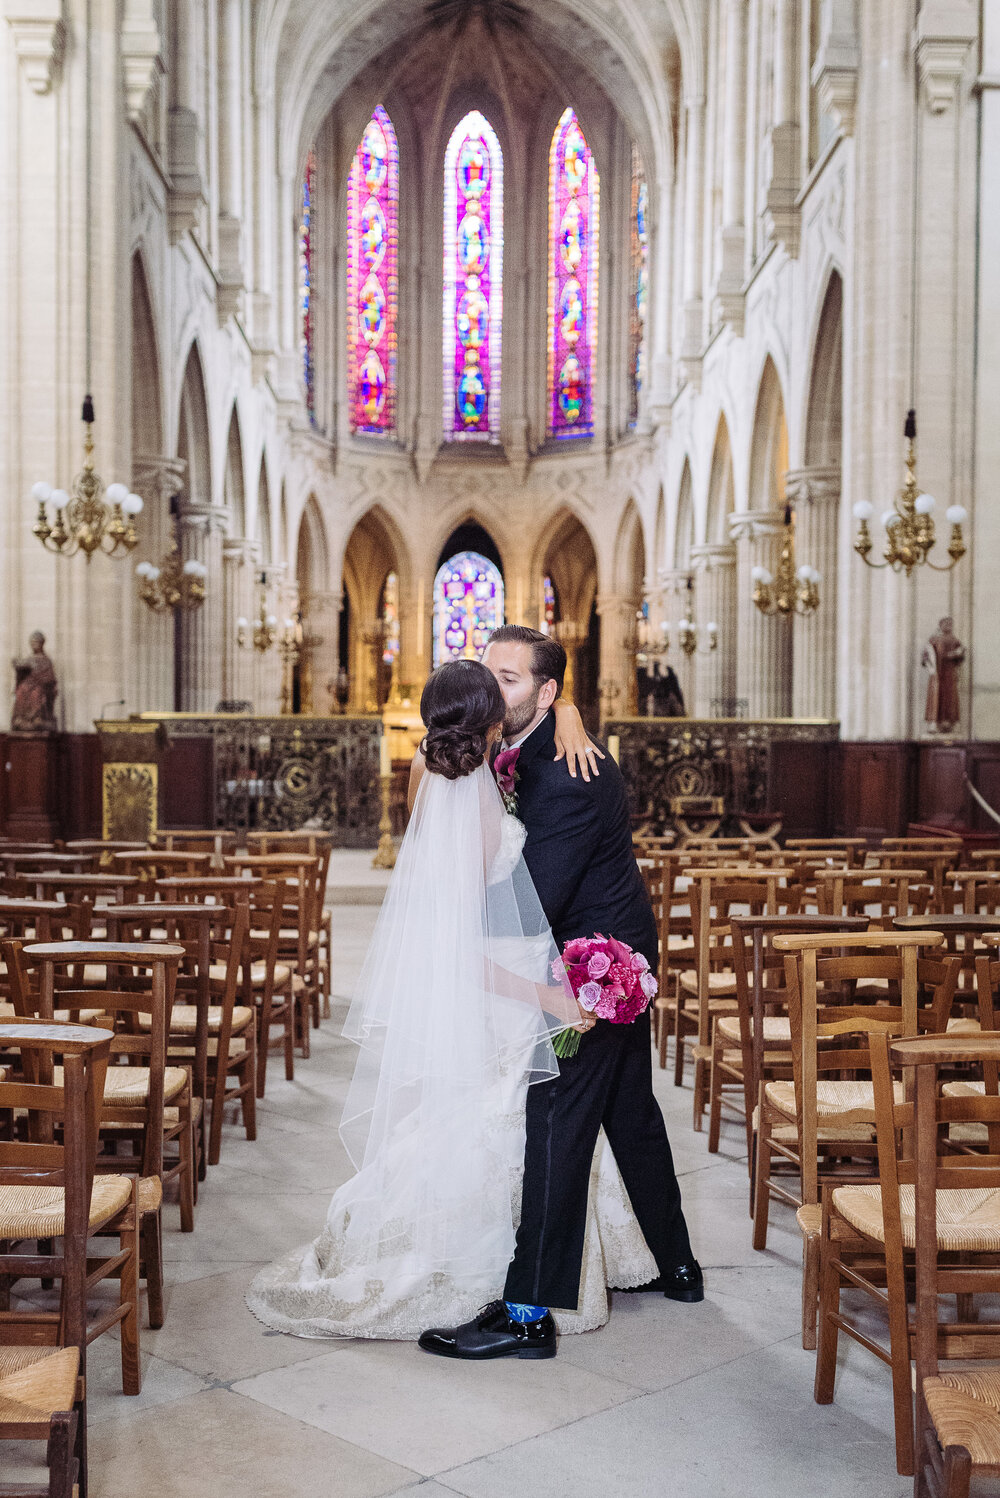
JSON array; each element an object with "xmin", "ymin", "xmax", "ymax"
[{"xmin": 94, "ymin": 719, "xmax": 168, "ymax": 841}]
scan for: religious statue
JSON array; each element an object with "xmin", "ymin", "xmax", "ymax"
[
  {"xmin": 922, "ymin": 617, "xmax": 965, "ymax": 734},
  {"xmin": 11, "ymin": 631, "xmax": 58, "ymax": 734}
]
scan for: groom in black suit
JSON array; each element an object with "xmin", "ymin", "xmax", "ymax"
[{"xmin": 419, "ymin": 626, "xmax": 700, "ymax": 1360}]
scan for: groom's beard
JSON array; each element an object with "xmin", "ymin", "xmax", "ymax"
[{"xmin": 502, "ymin": 685, "xmax": 542, "ymax": 740}]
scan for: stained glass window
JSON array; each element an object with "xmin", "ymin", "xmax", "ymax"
[
  {"xmin": 628, "ymin": 142, "xmax": 648, "ymax": 429},
  {"xmin": 548, "ymin": 108, "xmax": 599, "ymax": 440},
  {"xmin": 541, "ymin": 575, "xmax": 557, "ymax": 635},
  {"xmin": 347, "ymin": 107, "xmax": 399, "ymax": 435},
  {"xmin": 443, "ymin": 111, "xmax": 503, "ymax": 442},
  {"xmin": 299, "ymin": 148, "xmax": 316, "ymax": 424},
  {"xmin": 433, "ymin": 551, "xmax": 504, "ymax": 666},
  {"xmin": 381, "ymin": 572, "xmax": 400, "ymax": 664}
]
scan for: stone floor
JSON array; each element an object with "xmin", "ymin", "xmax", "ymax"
[{"xmin": 8, "ymin": 874, "xmax": 929, "ymax": 1496}]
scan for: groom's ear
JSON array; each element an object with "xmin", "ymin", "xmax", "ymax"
[{"xmin": 538, "ymin": 677, "xmax": 559, "ymax": 711}]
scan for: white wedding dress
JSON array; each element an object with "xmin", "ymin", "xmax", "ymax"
[{"xmin": 247, "ymin": 762, "xmax": 656, "ymax": 1340}]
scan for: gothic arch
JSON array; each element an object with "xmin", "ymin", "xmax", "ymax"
[
  {"xmin": 613, "ymin": 498, "xmax": 645, "ymax": 600},
  {"xmin": 223, "ymin": 406, "xmax": 247, "ymax": 536},
  {"xmin": 674, "ymin": 460, "xmax": 694, "ymax": 569},
  {"xmin": 748, "ymin": 355, "xmax": 789, "ymax": 511},
  {"xmin": 295, "ymin": 494, "xmax": 330, "ymax": 596},
  {"xmin": 256, "ymin": 458, "xmax": 273, "ymax": 563},
  {"xmin": 804, "ymin": 270, "xmax": 844, "ymax": 468},
  {"xmin": 427, "ymin": 507, "xmax": 508, "ymax": 582},
  {"xmin": 131, "ymin": 251, "xmax": 163, "ymax": 459},
  {"xmin": 652, "ymin": 487, "xmax": 667, "ymax": 576},
  {"xmin": 176, "ymin": 342, "xmax": 211, "ymax": 506},
  {"xmin": 706, "ymin": 413, "xmax": 735, "ymax": 544}
]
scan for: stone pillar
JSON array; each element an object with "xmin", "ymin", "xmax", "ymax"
[
  {"xmin": 660, "ymin": 569, "xmax": 695, "ymax": 712},
  {"xmin": 786, "ymin": 467, "xmax": 840, "ymax": 719},
  {"xmin": 301, "ymin": 589, "xmax": 342, "ymax": 716},
  {"xmin": 596, "ymin": 594, "xmax": 637, "ymax": 724},
  {"xmin": 132, "ymin": 454, "xmax": 186, "ymax": 712},
  {"xmin": 681, "ymin": 95, "xmax": 705, "ymax": 366},
  {"xmin": 256, "ymin": 562, "xmax": 286, "ymax": 714},
  {"xmin": 216, "ymin": 0, "xmax": 245, "ymax": 312},
  {"xmin": 729, "ymin": 511, "xmax": 792, "ymax": 718},
  {"xmin": 762, "ymin": 0, "xmax": 801, "ymax": 254},
  {"xmin": 714, "ymin": 0, "xmax": 747, "ymax": 329},
  {"xmin": 176, "ymin": 502, "xmax": 227, "ymax": 711},
  {"xmin": 690, "ymin": 543, "xmax": 737, "ymax": 717},
  {"xmin": 221, "ymin": 538, "xmax": 258, "ymax": 706}
]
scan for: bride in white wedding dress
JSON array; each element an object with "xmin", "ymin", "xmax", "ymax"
[{"xmin": 247, "ymin": 661, "xmax": 656, "ymax": 1341}]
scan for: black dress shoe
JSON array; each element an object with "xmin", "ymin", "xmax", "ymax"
[
  {"xmin": 418, "ymin": 1300, "xmax": 557, "ymax": 1360},
  {"xmin": 610, "ymin": 1261, "xmax": 704, "ymax": 1303}
]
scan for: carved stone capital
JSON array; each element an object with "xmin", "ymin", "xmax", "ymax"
[
  {"xmin": 7, "ymin": 8, "xmax": 65, "ymax": 95},
  {"xmin": 916, "ymin": 35, "xmax": 973, "ymax": 114},
  {"xmin": 222, "ymin": 536, "xmax": 259, "ymax": 567},
  {"xmin": 690, "ymin": 542, "xmax": 737, "ymax": 571},
  {"xmin": 177, "ymin": 501, "xmax": 229, "ymax": 538},
  {"xmin": 728, "ymin": 509, "xmax": 787, "ymax": 544},
  {"xmin": 133, "ymin": 453, "xmax": 186, "ymax": 504},
  {"xmin": 121, "ymin": 0, "xmax": 162, "ymax": 121},
  {"xmin": 784, "ymin": 466, "xmax": 841, "ymax": 505},
  {"xmin": 811, "ymin": 0, "xmax": 859, "ymax": 136}
]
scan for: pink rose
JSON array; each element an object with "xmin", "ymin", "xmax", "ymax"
[
  {"xmin": 639, "ymin": 970, "xmax": 658, "ymax": 999},
  {"xmin": 587, "ymin": 951, "xmax": 612, "ymax": 980},
  {"xmin": 630, "ymin": 952, "xmax": 650, "ymax": 974},
  {"xmin": 577, "ymin": 981, "xmax": 603, "ymax": 1013}
]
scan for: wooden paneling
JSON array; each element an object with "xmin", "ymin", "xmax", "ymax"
[
  {"xmin": 160, "ymin": 735, "xmax": 214, "ymax": 829},
  {"xmin": 916, "ymin": 744, "xmax": 968, "ymax": 828},
  {"xmin": 0, "ymin": 735, "xmax": 61, "ymax": 840},
  {"xmin": 836, "ymin": 743, "xmax": 917, "ymax": 839},
  {"xmin": 58, "ymin": 733, "xmax": 102, "ymax": 840},
  {"xmin": 767, "ymin": 739, "xmax": 832, "ymax": 837}
]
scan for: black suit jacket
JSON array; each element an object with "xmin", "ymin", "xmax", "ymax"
[{"xmin": 511, "ymin": 711, "xmax": 658, "ymax": 970}]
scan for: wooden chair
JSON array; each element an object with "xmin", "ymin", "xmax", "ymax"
[
  {"xmin": 246, "ymin": 832, "xmax": 333, "ymax": 1019},
  {"xmin": 813, "ymin": 866, "xmax": 933, "ymax": 924},
  {"xmin": 903, "ymin": 1031, "xmax": 1000, "ymax": 1497},
  {"xmin": 10, "ymin": 940, "xmax": 188, "ymax": 1330},
  {"xmin": 152, "ymin": 830, "xmax": 238, "ymax": 869},
  {"xmin": 107, "ymin": 901, "xmax": 254, "ymax": 1167},
  {"xmin": 112, "ymin": 850, "xmax": 213, "ymax": 882},
  {"xmin": 784, "ymin": 837, "xmax": 868, "ymax": 866},
  {"xmin": 0, "ymin": 1344, "xmax": 81, "ymax": 1498},
  {"xmin": 225, "ymin": 855, "xmax": 319, "ymax": 1054},
  {"xmin": 868, "ymin": 848, "xmax": 962, "ymax": 909},
  {"xmin": 239, "ymin": 881, "xmax": 295, "ymax": 1097},
  {"xmin": 0, "ymin": 1020, "xmax": 141, "ymax": 1402},
  {"xmin": 894, "ymin": 912, "xmax": 1000, "ymax": 1024},
  {"xmin": 0, "ymin": 853, "xmax": 97, "ymax": 879},
  {"xmin": 815, "ymin": 1029, "xmax": 1000, "ymax": 1477},
  {"xmin": 754, "ymin": 931, "xmax": 948, "ymax": 1259},
  {"xmin": 970, "ymin": 849, "xmax": 1000, "ymax": 873},
  {"xmin": 8, "ymin": 873, "xmax": 141, "ymax": 910}
]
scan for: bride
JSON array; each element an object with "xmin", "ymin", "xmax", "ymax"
[{"xmin": 247, "ymin": 659, "xmax": 657, "ymax": 1340}]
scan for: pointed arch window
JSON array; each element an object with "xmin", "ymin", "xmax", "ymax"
[
  {"xmin": 443, "ymin": 111, "xmax": 503, "ymax": 442},
  {"xmin": 347, "ymin": 106, "xmax": 399, "ymax": 435},
  {"xmin": 548, "ymin": 108, "xmax": 599, "ymax": 440},
  {"xmin": 433, "ymin": 551, "xmax": 504, "ymax": 666},
  {"xmin": 628, "ymin": 142, "xmax": 648, "ymax": 429},
  {"xmin": 299, "ymin": 148, "xmax": 316, "ymax": 424}
]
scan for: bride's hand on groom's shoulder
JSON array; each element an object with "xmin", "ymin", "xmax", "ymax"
[{"xmin": 553, "ymin": 698, "xmax": 605, "ymax": 783}]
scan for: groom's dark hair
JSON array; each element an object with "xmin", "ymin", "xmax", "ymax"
[{"xmin": 487, "ymin": 624, "xmax": 566, "ymax": 695}]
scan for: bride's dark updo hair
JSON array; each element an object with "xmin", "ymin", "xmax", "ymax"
[{"xmin": 420, "ymin": 659, "xmax": 505, "ymax": 780}]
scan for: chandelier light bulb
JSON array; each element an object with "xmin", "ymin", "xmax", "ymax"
[
  {"xmin": 751, "ymin": 566, "xmax": 773, "ymax": 585},
  {"xmin": 121, "ymin": 492, "xmax": 144, "ymax": 516},
  {"xmin": 946, "ymin": 505, "xmax": 968, "ymax": 525},
  {"xmin": 104, "ymin": 482, "xmax": 129, "ymax": 505},
  {"xmin": 31, "ymin": 481, "xmax": 52, "ymax": 504},
  {"xmin": 914, "ymin": 493, "xmax": 935, "ymax": 515},
  {"xmin": 50, "ymin": 488, "xmax": 70, "ymax": 510},
  {"xmin": 135, "ymin": 561, "xmax": 153, "ymax": 578},
  {"xmin": 266, "ymin": 614, "xmax": 278, "ymax": 628},
  {"xmin": 795, "ymin": 564, "xmax": 811, "ymax": 583},
  {"xmin": 852, "ymin": 500, "xmax": 874, "ymax": 521},
  {"xmin": 236, "ymin": 616, "xmax": 249, "ymax": 631}
]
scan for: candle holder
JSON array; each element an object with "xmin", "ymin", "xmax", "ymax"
[{"xmin": 372, "ymin": 773, "xmax": 397, "ymax": 869}]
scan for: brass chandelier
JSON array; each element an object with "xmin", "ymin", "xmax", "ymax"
[
  {"xmin": 851, "ymin": 410, "xmax": 966, "ymax": 575},
  {"xmin": 32, "ymin": 398, "xmax": 144, "ymax": 560},
  {"xmin": 238, "ymin": 586, "xmax": 280, "ymax": 653},
  {"xmin": 136, "ymin": 527, "xmax": 207, "ymax": 613},
  {"xmin": 752, "ymin": 505, "xmax": 820, "ymax": 616}
]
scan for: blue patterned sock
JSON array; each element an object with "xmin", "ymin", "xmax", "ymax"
[{"xmin": 505, "ymin": 1300, "xmax": 548, "ymax": 1324}]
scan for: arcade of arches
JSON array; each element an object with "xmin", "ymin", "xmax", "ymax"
[{"xmin": 1, "ymin": 1, "xmax": 999, "ymax": 818}]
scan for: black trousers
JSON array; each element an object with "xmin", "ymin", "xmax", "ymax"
[{"xmin": 503, "ymin": 1011, "xmax": 694, "ymax": 1310}]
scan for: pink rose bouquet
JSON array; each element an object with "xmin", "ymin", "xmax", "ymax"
[{"xmin": 550, "ymin": 933, "xmax": 658, "ymax": 1058}]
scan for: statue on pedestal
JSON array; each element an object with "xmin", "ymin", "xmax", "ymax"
[
  {"xmin": 11, "ymin": 631, "xmax": 57, "ymax": 734},
  {"xmin": 922, "ymin": 617, "xmax": 965, "ymax": 734}
]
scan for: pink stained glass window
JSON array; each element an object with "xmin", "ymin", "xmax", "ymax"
[
  {"xmin": 541, "ymin": 575, "xmax": 557, "ymax": 635},
  {"xmin": 548, "ymin": 108, "xmax": 600, "ymax": 440},
  {"xmin": 443, "ymin": 111, "xmax": 503, "ymax": 442},
  {"xmin": 299, "ymin": 148, "xmax": 316, "ymax": 424},
  {"xmin": 347, "ymin": 107, "xmax": 398, "ymax": 435}
]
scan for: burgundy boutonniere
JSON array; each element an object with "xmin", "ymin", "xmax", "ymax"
[{"xmin": 494, "ymin": 746, "xmax": 521, "ymax": 815}]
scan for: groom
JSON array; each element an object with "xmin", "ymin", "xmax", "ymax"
[{"xmin": 419, "ymin": 625, "xmax": 701, "ymax": 1360}]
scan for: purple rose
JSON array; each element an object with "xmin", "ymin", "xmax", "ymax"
[
  {"xmin": 639, "ymin": 970, "xmax": 658, "ymax": 999},
  {"xmin": 587, "ymin": 951, "xmax": 612, "ymax": 980},
  {"xmin": 577, "ymin": 981, "xmax": 603, "ymax": 1013}
]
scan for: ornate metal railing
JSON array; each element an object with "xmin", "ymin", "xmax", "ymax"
[{"xmin": 144, "ymin": 714, "xmax": 382, "ymax": 844}]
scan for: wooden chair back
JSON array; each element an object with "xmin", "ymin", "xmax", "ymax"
[
  {"xmin": 813, "ymin": 868, "xmax": 932, "ymax": 925},
  {"xmin": 112, "ymin": 851, "xmax": 213, "ymax": 881}
]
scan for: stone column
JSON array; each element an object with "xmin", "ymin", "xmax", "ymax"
[
  {"xmin": 660, "ymin": 569, "xmax": 695, "ymax": 712},
  {"xmin": 132, "ymin": 455, "xmax": 186, "ymax": 712},
  {"xmin": 256, "ymin": 562, "xmax": 286, "ymax": 714},
  {"xmin": 714, "ymin": 0, "xmax": 747, "ymax": 329},
  {"xmin": 762, "ymin": 0, "xmax": 801, "ymax": 253},
  {"xmin": 176, "ymin": 502, "xmax": 227, "ymax": 711},
  {"xmin": 729, "ymin": 511, "xmax": 793, "ymax": 718},
  {"xmin": 596, "ymin": 594, "xmax": 637, "ymax": 724},
  {"xmin": 681, "ymin": 95, "xmax": 705, "ymax": 367},
  {"xmin": 221, "ymin": 538, "xmax": 259, "ymax": 706},
  {"xmin": 690, "ymin": 543, "xmax": 737, "ymax": 717},
  {"xmin": 301, "ymin": 589, "xmax": 342, "ymax": 716},
  {"xmin": 786, "ymin": 467, "xmax": 840, "ymax": 719},
  {"xmin": 216, "ymin": 0, "xmax": 244, "ymax": 312}
]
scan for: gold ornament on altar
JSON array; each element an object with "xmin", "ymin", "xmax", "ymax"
[
  {"xmin": 852, "ymin": 410, "xmax": 967, "ymax": 575},
  {"xmin": 136, "ymin": 523, "xmax": 207, "ymax": 612},
  {"xmin": 752, "ymin": 505, "xmax": 820, "ymax": 616},
  {"xmin": 31, "ymin": 397, "xmax": 143, "ymax": 561}
]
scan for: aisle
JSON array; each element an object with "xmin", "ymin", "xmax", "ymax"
[{"xmin": 83, "ymin": 902, "xmax": 907, "ymax": 1498}]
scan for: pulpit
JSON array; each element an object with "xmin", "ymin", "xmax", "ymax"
[{"xmin": 95, "ymin": 719, "xmax": 168, "ymax": 841}]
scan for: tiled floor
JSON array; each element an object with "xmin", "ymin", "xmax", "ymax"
[{"xmin": 13, "ymin": 876, "xmax": 917, "ymax": 1497}]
